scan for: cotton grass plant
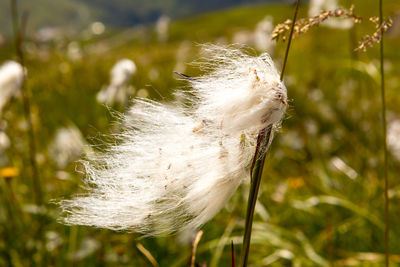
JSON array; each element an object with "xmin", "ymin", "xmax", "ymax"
[
  {"xmin": 60, "ymin": 45, "xmax": 288, "ymax": 238},
  {"xmin": 0, "ymin": 61, "xmax": 24, "ymax": 115},
  {"xmin": 97, "ymin": 59, "xmax": 137, "ymax": 105}
]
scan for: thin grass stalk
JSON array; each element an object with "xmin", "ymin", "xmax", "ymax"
[
  {"xmin": 378, "ymin": 0, "xmax": 389, "ymax": 266},
  {"xmin": 9, "ymin": 0, "xmax": 42, "ymax": 205},
  {"xmin": 231, "ymin": 241, "xmax": 235, "ymax": 267},
  {"xmin": 190, "ymin": 230, "xmax": 203, "ymax": 267},
  {"xmin": 240, "ymin": 1, "xmax": 301, "ymax": 266}
]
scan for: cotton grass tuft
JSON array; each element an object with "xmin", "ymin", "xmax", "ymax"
[
  {"xmin": 0, "ymin": 61, "xmax": 25, "ymax": 115},
  {"xmin": 60, "ymin": 45, "xmax": 287, "ymax": 235},
  {"xmin": 97, "ymin": 59, "xmax": 136, "ymax": 105}
]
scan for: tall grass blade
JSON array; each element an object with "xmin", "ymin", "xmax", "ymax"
[
  {"xmin": 9, "ymin": 0, "xmax": 42, "ymax": 205},
  {"xmin": 378, "ymin": 0, "xmax": 389, "ymax": 265},
  {"xmin": 240, "ymin": 1, "xmax": 301, "ymax": 266}
]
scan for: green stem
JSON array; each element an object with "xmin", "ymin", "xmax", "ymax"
[
  {"xmin": 240, "ymin": 1, "xmax": 300, "ymax": 266},
  {"xmin": 280, "ymin": 0, "xmax": 301, "ymax": 81},
  {"xmin": 378, "ymin": 0, "xmax": 389, "ymax": 266},
  {"xmin": 10, "ymin": 0, "xmax": 42, "ymax": 205}
]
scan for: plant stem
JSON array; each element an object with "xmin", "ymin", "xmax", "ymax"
[
  {"xmin": 378, "ymin": 0, "xmax": 389, "ymax": 266},
  {"xmin": 280, "ymin": 0, "xmax": 301, "ymax": 81},
  {"xmin": 10, "ymin": 0, "xmax": 42, "ymax": 205},
  {"xmin": 241, "ymin": 127, "xmax": 271, "ymax": 267},
  {"xmin": 240, "ymin": 1, "xmax": 300, "ymax": 266}
]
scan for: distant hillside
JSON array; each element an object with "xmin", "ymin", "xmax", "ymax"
[{"xmin": 0, "ymin": 0, "xmax": 282, "ymax": 36}]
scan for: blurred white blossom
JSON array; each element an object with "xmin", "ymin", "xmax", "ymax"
[
  {"xmin": 254, "ymin": 16, "xmax": 275, "ymax": 51},
  {"xmin": 45, "ymin": 231, "xmax": 63, "ymax": 252},
  {"xmin": 0, "ymin": 61, "xmax": 25, "ymax": 115},
  {"xmin": 67, "ymin": 42, "xmax": 83, "ymax": 61},
  {"xmin": 68, "ymin": 237, "xmax": 100, "ymax": 261},
  {"xmin": 232, "ymin": 15, "xmax": 275, "ymax": 52},
  {"xmin": 36, "ymin": 27, "xmax": 63, "ymax": 42},
  {"xmin": 61, "ymin": 45, "xmax": 288, "ymax": 235},
  {"xmin": 97, "ymin": 59, "xmax": 137, "ymax": 105},
  {"xmin": 49, "ymin": 125, "xmax": 88, "ymax": 168},
  {"xmin": 0, "ymin": 131, "xmax": 10, "ymax": 152},
  {"xmin": 388, "ymin": 119, "xmax": 400, "ymax": 161},
  {"xmin": 156, "ymin": 15, "xmax": 170, "ymax": 43},
  {"xmin": 90, "ymin": 21, "xmax": 105, "ymax": 35}
]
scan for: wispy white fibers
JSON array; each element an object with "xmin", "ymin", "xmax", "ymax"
[
  {"xmin": 97, "ymin": 59, "xmax": 137, "ymax": 105},
  {"xmin": 0, "ymin": 61, "xmax": 25, "ymax": 115},
  {"xmin": 61, "ymin": 45, "xmax": 288, "ymax": 235}
]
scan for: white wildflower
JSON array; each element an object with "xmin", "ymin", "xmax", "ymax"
[
  {"xmin": 36, "ymin": 27, "xmax": 62, "ymax": 42},
  {"xmin": 67, "ymin": 42, "xmax": 83, "ymax": 61},
  {"xmin": 253, "ymin": 16, "xmax": 275, "ymax": 51},
  {"xmin": 90, "ymin": 21, "xmax": 105, "ymax": 35},
  {"xmin": 68, "ymin": 237, "xmax": 100, "ymax": 261},
  {"xmin": 232, "ymin": 16, "xmax": 275, "ymax": 52},
  {"xmin": 61, "ymin": 46, "xmax": 288, "ymax": 235},
  {"xmin": 0, "ymin": 131, "xmax": 10, "ymax": 152},
  {"xmin": 156, "ymin": 15, "xmax": 170, "ymax": 43},
  {"xmin": 308, "ymin": 0, "xmax": 354, "ymax": 29},
  {"xmin": 97, "ymin": 59, "xmax": 137, "ymax": 105},
  {"xmin": 49, "ymin": 125, "xmax": 88, "ymax": 168},
  {"xmin": 388, "ymin": 119, "xmax": 400, "ymax": 161},
  {"xmin": 0, "ymin": 128, "xmax": 10, "ymax": 165},
  {"xmin": 0, "ymin": 61, "xmax": 25, "ymax": 115}
]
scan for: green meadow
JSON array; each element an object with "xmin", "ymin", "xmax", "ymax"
[{"xmin": 1, "ymin": 0, "xmax": 400, "ymax": 266}]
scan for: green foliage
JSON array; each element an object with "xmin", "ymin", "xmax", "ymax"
[{"xmin": 1, "ymin": 0, "xmax": 400, "ymax": 266}]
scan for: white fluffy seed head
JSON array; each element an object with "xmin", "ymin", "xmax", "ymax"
[
  {"xmin": 0, "ymin": 61, "xmax": 25, "ymax": 114},
  {"xmin": 97, "ymin": 59, "xmax": 136, "ymax": 104},
  {"xmin": 60, "ymin": 45, "xmax": 287, "ymax": 236},
  {"xmin": 49, "ymin": 126, "xmax": 88, "ymax": 168},
  {"xmin": 110, "ymin": 59, "xmax": 136, "ymax": 87},
  {"xmin": 191, "ymin": 45, "xmax": 287, "ymax": 135}
]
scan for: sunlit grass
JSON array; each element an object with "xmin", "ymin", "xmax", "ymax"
[{"xmin": 0, "ymin": 0, "xmax": 399, "ymax": 266}]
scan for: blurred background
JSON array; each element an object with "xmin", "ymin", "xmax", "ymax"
[{"xmin": 0, "ymin": 0, "xmax": 400, "ymax": 266}]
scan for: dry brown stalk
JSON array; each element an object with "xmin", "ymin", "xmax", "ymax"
[
  {"xmin": 355, "ymin": 16, "xmax": 393, "ymax": 51},
  {"xmin": 272, "ymin": 5, "xmax": 362, "ymax": 41}
]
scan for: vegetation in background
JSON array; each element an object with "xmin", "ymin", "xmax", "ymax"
[{"xmin": 0, "ymin": 0, "xmax": 400, "ymax": 266}]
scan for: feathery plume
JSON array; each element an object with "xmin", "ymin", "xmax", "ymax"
[
  {"xmin": 97, "ymin": 59, "xmax": 137, "ymax": 105},
  {"xmin": 60, "ymin": 46, "xmax": 287, "ymax": 235},
  {"xmin": 0, "ymin": 61, "xmax": 25, "ymax": 115}
]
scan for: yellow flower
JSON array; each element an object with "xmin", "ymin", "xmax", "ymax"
[
  {"xmin": 0, "ymin": 167, "xmax": 19, "ymax": 178},
  {"xmin": 287, "ymin": 177, "xmax": 304, "ymax": 189}
]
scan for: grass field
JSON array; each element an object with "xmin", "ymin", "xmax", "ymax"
[{"xmin": 1, "ymin": 0, "xmax": 400, "ymax": 266}]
